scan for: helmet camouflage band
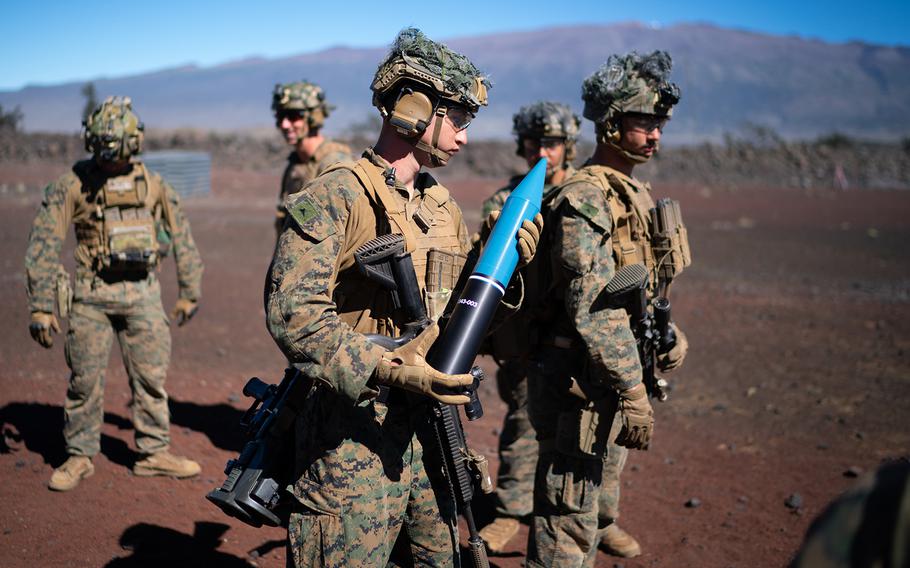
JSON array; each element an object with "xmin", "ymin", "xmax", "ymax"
[
  {"xmin": 83, "ymin": 96, "xmax": 144, "ymax": 162},
  {"xmin": 582, "ymin": 50, "xmax": 680, "ymax": 124},
  {"xmin": 512, "ymin": 101, "xmax": 581, "ymax": 160},
  {"xmin": 271, "ymin": 80, "xmax": 334, "ymax": 129},
  {"xmin": 371, "ymin": 27, "xmax": 490, "ymax": 115}
]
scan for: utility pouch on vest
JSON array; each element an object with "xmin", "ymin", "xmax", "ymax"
[
  {"xmin": 596, "ymin": 170, "xmax": 655, "ymax": 271},
  {"xmin": 424, "ymin": 248, "xmax": 467, "ymax": 322},
  {"xmin": 103, "ymin": 207, "xmax": 158, "ymax": 270},
  {"xmin": 97, "ymin": 167, "xmax": 159, "ymax": 271},
  {"xmin": 650, "ymin": 198, "xmax": 692, "ymax": 282},
  {"xmin": 102, "ymin": 173, "xmax": 147, "ymax": 207},
  {"xmin": 55, "ymin": 265, "xmax": 72, "ymax": 319}
]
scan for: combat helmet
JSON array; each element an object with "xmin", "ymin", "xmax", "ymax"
[
  {"xmin": 371, "ymin": 27, "xmax": 490, "ymax": 166},
  {"xmin": 83, "ymin": 96, "xmax": 144, "ymax": 162},
  {"xmin": 512, "ymin": 101, "xmax": 581, "ymax": 162},
  {"xmin": 582, "ymin": 51, "xmax": 680, "ymax": 163},
  {"xmin": 271, "ymin": 80, "xmax": 334, "ymax": 130}
]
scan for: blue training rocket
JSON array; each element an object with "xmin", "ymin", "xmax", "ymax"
[
  {"xmin": 474, "ymin": 157, "xmax": 547, "ymax": 289},
  {"xmin": 426, "ymin": 158, "xmax": 546, "ymax": 399}
]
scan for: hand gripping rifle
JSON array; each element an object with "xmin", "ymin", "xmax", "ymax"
[
  {"xmin": 646, "ymin": 197, "xmax": 691, "ymax": 397},
  {"xmin": 205, "ymin": 233, "xmax": 491, "ymax": 532},
  {"xmin": 207, "ymin": 159, "xmax": 545, "ymax": 565},
  {"xmin": 357, "ymin": 158, "xmax": 546, "ymax": 567},
  {"xmin": 203, "ymin": 232, "xmax": 485, "ymax": 531},
  {"xmin": 598, "ymin": 198, "xmax": 690, "ymax": 400},
  {"xmin": 600, "ymin": 263, "xmax": 674, "ymax": 401},
  {"xmin": 355, "ymin": 233, "xmax": 492, "ymax": 568}
]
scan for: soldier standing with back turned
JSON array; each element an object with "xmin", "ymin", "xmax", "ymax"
[
  {"xmin": 272, "ymin": 80, "xmax": 352, "ymax": 238},
  {"xmin": 25, "ymin": 97, "xmax": 204, "ymax": 491},
  {"xmin": 526, "ymin": 51, "xmax": 691, "ymax": 566},
  {"xmin": 478, "ymin": 101, "xmax": 580, "ymax": 553}
]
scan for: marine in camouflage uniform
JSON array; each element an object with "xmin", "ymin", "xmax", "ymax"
[
  {"xmin": 266, "ymin": 28, "xmax": 538, "ymax": 567},
  {"xmin": 525, "ymin": 52, "xmax": 691, "ymax": 567},
  {"xmin": 25, "ymin": 97, "xmax": 204, "ymax": 492},
  {"xmin": 478, "ymin": 101, "xmax": 580, "ymax": 553},
  {"xmin": 272, "ymin": 80, "xmax": 352, "ymax": 236}
]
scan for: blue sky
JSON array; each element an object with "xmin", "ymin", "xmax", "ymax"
[{"xmin": 2, "ymin": 0, "xmax": 907, "ymax": 91}]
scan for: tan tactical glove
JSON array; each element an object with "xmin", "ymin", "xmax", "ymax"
[
  {"xmin": 373, "ymin": 323, "xmax": 474, "ymax": 405},
  {"xmin": 657, "ymin": 323, "xmax": 688, "ymax": 373},
  {"xmin": 170, "ymin": 298, "xmax": 198, "ymax": 326},
  {"xmin": 615, "ymin": 383, "xmax": 654, "ymax": 450},
  {"xmin": 29, "ymin": 311, "xmax": 60, "ymax": 349},
  {"xmin": 480, "ymin": 210, "xmax": 544, "ymax": 267}
]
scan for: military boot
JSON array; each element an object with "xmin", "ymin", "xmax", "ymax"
[
  {"xmin": 133, "ymin": 451, "xmax": 201, "ymax": 478},
  {"xmin": 599, "ymin": 523, "xmax": 642, "ymax": 558},
  {"xmin": 479, "ymin": 517, "xmax": 520, "ymax": 554},
  {"xmin": 48, "ymin": 456, "xmax": 94, "ymax": 491}
]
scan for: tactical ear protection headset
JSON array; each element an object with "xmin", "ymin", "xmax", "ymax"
[
  {"xmin": 388, "ymin": 85, "xmax": 452, "ymax": 167},
  {"xmin": 389, "ymin": 87, "xmax": 435, "ymax": 137},
  {"xmin": 124, "ymin": 120, "xmax": 145, "ymax": 157},
  {"xmin": 608, "ymin": 120, "xmax": 623, "ymax": 144},
  {"xmin": 596, "ymin": 116, "xmax": 623, "ymax": 146},
  {"xmin": 306, "ymin": 108, "xmax": 325, "ymax": 131}
]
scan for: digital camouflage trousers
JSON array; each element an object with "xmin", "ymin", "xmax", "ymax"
[
  {"xmin": 526, "ymin": 346, "xmax": 629, "ymax": 568},
  {"xmin": 288, "ymin": 390, "xmax": 459, "ymax": 567},
  {"xmin": 492, "ymin": 358, "xmax": 539, "ymax": 518},
  {"xmin": 63, "ymin": 272, "xmax": 171, "ymax": 456}
]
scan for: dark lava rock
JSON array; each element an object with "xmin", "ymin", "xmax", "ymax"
[{"xmin": 785, "ymin": 493, "xmax": 803, "ymax": 509}]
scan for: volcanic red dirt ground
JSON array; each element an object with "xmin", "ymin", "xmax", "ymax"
[{"xmin": 1, "ymin": 162, "xmax": 908, "ymax": 567}]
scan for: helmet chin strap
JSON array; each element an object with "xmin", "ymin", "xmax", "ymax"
[
  {"xmin": 609, "ymin": 138, "xmax": 652, "ymax": 164},
  {"xmin": 413, "ymin": 105, "xmax": 450, "ymax": 167}
]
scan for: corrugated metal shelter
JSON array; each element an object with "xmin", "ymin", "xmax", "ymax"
[{"xmin": 142, "ymin": 151, "xmax": 211, "ymax": 198}]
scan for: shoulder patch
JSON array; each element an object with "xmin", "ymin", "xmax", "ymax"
[
  {"xmin": 576, "ymin": 202, "xmax": 600, "ymax": 221},
  {"xmin": 561, "ymin": 182, "xmax": 612, "ymax": 233},
  {"xmin": 289, "ymin": 195, "xmax": 320, "ymax": 226},
  {"xmin": 287, "ymin": 193, "xmax": 337, "ymax": 242}
]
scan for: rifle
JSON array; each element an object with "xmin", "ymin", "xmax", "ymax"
[
  {"xmin": 601, "ymin": 263, "xmax": 674, "ymax": 401},
  {"xmin": 205, "ymin": 233, "xmax": 491, "ymax": 534},
  {"xmin": 597, "ymin": 197, "xmax": 690, "ymax": 400},
  {"xmin": 355, "ymin": 233, "xmax": 492, "ymax": 568},
  {"xmin": 206, "ymin": 366, "xmax": 311, "ymax": 527},
  {"xmin": 208, "ymin": 160, "xmax": 543, "ymax": 564},
  {"xmin": 204, "ymin": 233, "xmax": 489, "ymax": 533}
]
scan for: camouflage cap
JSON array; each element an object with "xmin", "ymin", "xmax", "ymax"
[
  {"xmin": 83, "ymin": 96, "xmax": 144, "ymax": 161},
  {"xmin": 582, "ymin": 51, "xmax": 680, "ymax": 123},
  {"xmin": 513, "ymin": 101, "xmax": 580, "ymax": 141},
  {"xmin": 371, "ymin": 27, "xmax": 491, "ymax": 114},
  {"xmin": 271, "ymin": 80, "xmax": 334, "ymax": 129}
]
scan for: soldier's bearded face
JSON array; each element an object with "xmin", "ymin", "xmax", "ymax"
[
  {"xmin": 277, "ymin": 113, "xmax": 308, "ymax": 146},
  {"xmin": 620, "ymin": 115, "xmax": 662, "ymax": 160},
  {"xmin": 522, "ymin": 137, "xmax": 566, "ymax": 176}
]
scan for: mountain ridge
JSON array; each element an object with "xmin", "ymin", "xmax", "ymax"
[{"xmin": 3, "ymin": 22, "xmax": 908, "ymax": 143}]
